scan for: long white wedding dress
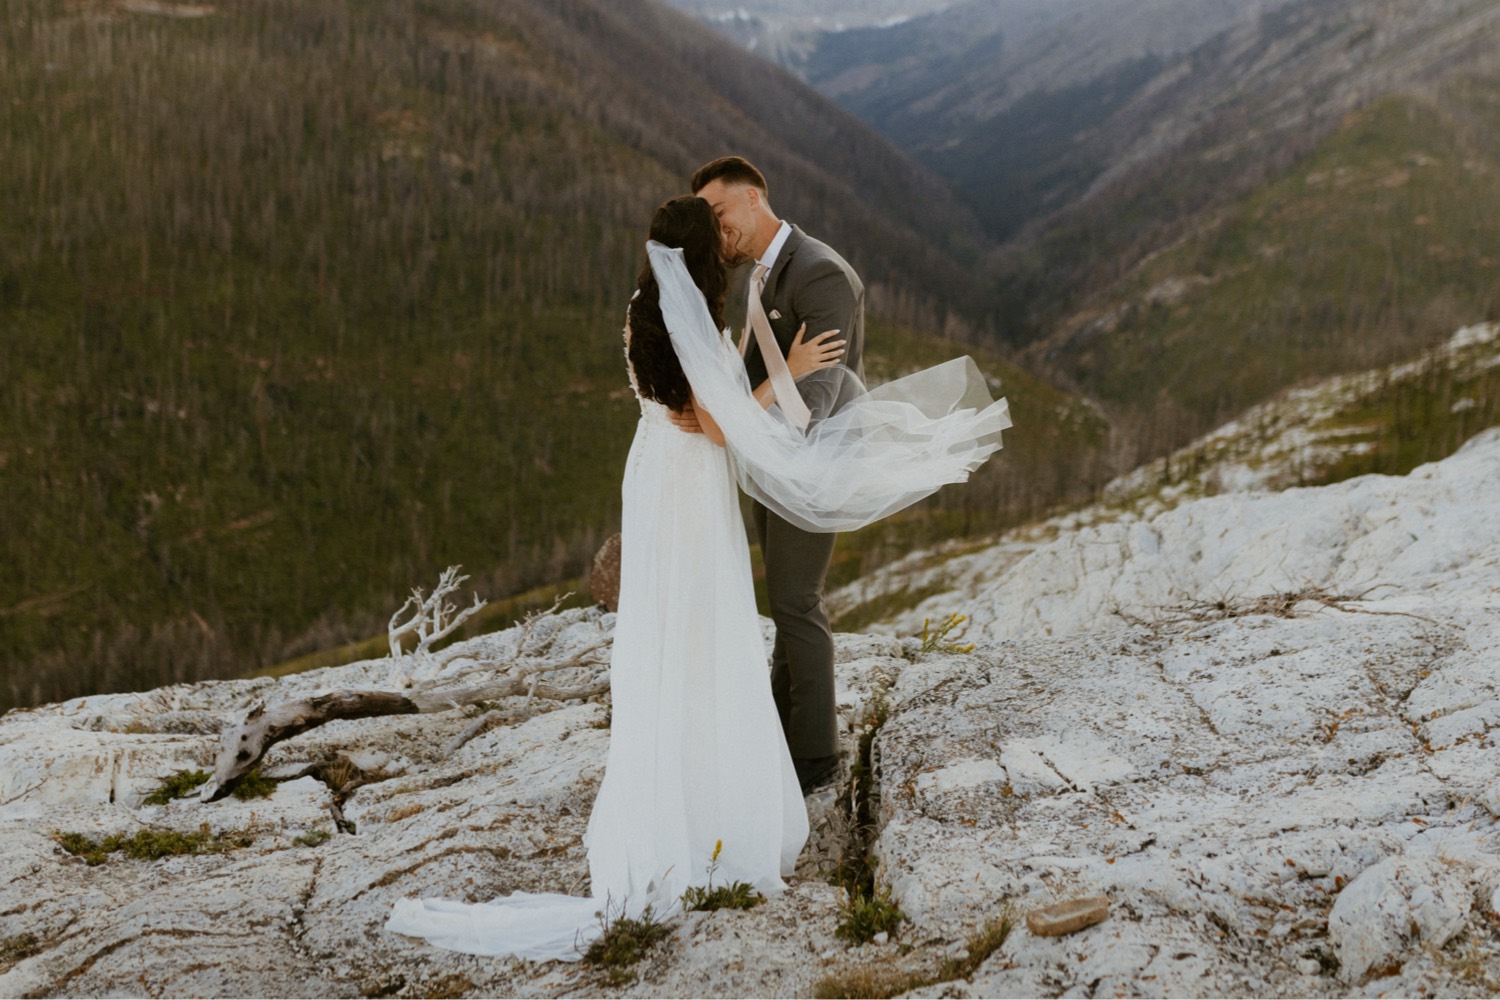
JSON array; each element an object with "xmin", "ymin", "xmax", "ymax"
[{"xmin": 385, "ymin": 315, "xmax": 809, "ymax": 962}]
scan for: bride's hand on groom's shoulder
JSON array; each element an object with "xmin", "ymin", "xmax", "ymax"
[
  {"xmin": 669, "ymin": 403, "xmax": 704, "ymax": 434},
  {"xmin": 788, "ymin": 323, "xmax": 846, "ymax": 378}
]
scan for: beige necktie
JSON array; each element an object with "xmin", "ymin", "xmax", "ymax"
[
  {"xmin": 743, "ymin": 263, "xmax": 810, "ymax": 430},
  {"xmin": 739, "ymin": 264, "xmax": 766, "ymax": 358}
]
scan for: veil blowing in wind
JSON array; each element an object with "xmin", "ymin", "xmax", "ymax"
[{"xmin": 647, "ymin": 240, "xmax": 1012, "ymax": 533}]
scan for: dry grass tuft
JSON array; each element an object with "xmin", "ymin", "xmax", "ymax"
[
  {"xmin": 385, "ymin": 802, "xmax": 425, "ymax": 823},
  {"xmin": 811, "ymin": 963, "xmax": 929, "ymax": 1000},
  {"xmin": 813, "ymin": 910, "xmax": 1014, "ymax": 999}
]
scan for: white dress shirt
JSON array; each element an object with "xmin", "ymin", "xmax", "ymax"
[
  {"xmin": 739, "ymin": 220, "xmax": 794, "ymax": 355},
  {"xmin": 756, "ymin": 221, "xmax": 793, "ymax": 279}
]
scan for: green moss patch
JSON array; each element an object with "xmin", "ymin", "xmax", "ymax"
[
  {"xmin": 142, "ymin": 769, "xmax": 211, "ymax": 806},
  {"xmin": 52, "ymin": 827, "xmax": 254, "ymax": 866}
]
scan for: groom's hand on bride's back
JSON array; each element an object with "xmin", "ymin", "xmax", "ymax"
[{"xmin": 670, "ymin": 403, "xmax": 704, "ymax": 434}]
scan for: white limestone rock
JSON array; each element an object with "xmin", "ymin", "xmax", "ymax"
[
  {"xmin": 0, "ymin": 610, "xmax": 862, "ymax": 999},
  {"xmin": 842, "ymin": 416, "xmax": 1500, "ymax": 648},
  {"xmin": 860, "ymin": 430, "xmax": 1500, "ymax": 996},
  {"xmin": 4, "ymin": 418, "xmax": 1500, "ymax": 997},
  {"xmin": 1484, "ymin": 782, "xmax": 1500, "ymax": 818},
  {"xmin": 1328, "ymin": 856, "xmax": 1472, "ymax": 979},
  {"xmin": 874, "ymin": 611, "xmax": 1500, "ymax": 995},
  {"xmin": 914, "ymin": 757, "xmax": 1006, "ymax": 796},
  {"xmin": 0, "ymin": 723, "xmax": 210, "ymax": 820}
]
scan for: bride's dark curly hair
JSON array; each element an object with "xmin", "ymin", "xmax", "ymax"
[{"xmin": 628, "ymin": 196, "xmax": 727, "ymax": 411}]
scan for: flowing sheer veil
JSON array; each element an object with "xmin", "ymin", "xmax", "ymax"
[{"xmin": 648, "ymin": 241, "xmax": 1011, "ymax": 532}]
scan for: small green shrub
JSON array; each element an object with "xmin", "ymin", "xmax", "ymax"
[
  {"xmin": 681, "ymin": 839, "xmax": 763, "ymax": 912},
  {"xmin": 51, "ymin": 831, "xmax": 103, "ymax": 863},
  {"xmin": 583, "ymin": 902, "xmax": 670, "ymax": 986},
  {"xmin": 231, "ymin": 768, "xmax": 278, "ymax": 800},
  {"xmin": 0, "ymin": 932, "xmax": 44, "ymax": 969},
  {"xmin": 826, "ymin": 850, "xmax": 877, "ymax": 896},
  {"xmin": 813, "ymin": 909, "xmax": 1013, "ymax": 998},
  {"xmin": 143, "ymin": 769, "xmax": 211, "ymax": 805},
  {"xmin": 118, "ymin": 828, "xmax": 245, "ymax": 861},
  {"xmin": 918, "ymin": 612, "xmax": 974, "ymax": 655},
  {"xmin": 938, "ymin": 914, "xmax": 1013, "ymax": 980},
  {"xmin": 293, "ymin": 828, "xmax": 333, "ymax": 847},
  {"xmin": 835, "ymin": 887, "xmax": 904, "ymax": 945},
  {"xmin": 681, "ymin": 880, "xmax": 762, "ymax": 912},
  {"xmin": 811, "ymin": 964, "xmax": 928, "ymax": 999}
]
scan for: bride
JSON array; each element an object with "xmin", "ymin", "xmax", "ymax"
[{"xmin": 386, "ymin": 196, "xmax": 1009, "ymax": 961}]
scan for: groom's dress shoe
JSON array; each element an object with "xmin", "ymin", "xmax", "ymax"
[{"xmin": 795, "ymin": 754, "xmax": 840, "ymax": 793}]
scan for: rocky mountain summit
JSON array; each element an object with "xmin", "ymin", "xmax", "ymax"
[{"xmin": 3, "ymin": 427, "xmax": 1500, "ymax": 995}]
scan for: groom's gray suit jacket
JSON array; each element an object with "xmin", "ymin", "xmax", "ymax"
[
  {"xmin": 729, "ymin": 223, "xmax": 864, "ymax": 765},
  {"xmin": 731, "ymin": 225, "xmax": 865, "ymax": 389}
]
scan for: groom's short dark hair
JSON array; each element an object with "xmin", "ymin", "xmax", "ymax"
[{"xmin": 691, "ymin": 156, "xmax": 768, "ymax": 197}]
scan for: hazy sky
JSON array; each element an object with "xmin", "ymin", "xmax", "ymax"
[{"xmin": 662, "ymin": 0, "xmax": 963, "ymax": 32}]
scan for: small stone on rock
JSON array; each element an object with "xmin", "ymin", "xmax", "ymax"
[{"xmin": 1025, "ymin": 894, "xmax": 1109, "ymax": 937}]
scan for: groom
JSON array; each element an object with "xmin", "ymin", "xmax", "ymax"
[{"xmin": 674, "ymin": 155, "xmax": 866, "ymax": 793}]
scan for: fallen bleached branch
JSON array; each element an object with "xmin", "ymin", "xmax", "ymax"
[{"xmin": 202, "ymin": 600, "xmax": 609, "ymax": 801}]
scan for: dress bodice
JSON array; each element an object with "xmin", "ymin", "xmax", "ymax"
[{"xmin": 635, "ymin": 394, "xmax": 673, "ymax": 429}]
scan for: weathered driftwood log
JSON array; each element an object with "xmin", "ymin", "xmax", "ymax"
[
  {"xmin": 202, "ymin": 638, "xmax": 612, "ymax": 800},
  {"xmin": 203, "ymin": 691, "xmax": 417, "ymax": 801}
]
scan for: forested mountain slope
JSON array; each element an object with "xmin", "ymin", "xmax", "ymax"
[
  {"xmin": 1028, "ymin": 92, "xmax": 1500, "ymax": 463},
  {"xmin": 788, "ymin": 0, "xmax": 1497, "ymax": 246},
  {"xmin": 0, "ymin": 0, "xmax": 1104, "ymax": 710}
]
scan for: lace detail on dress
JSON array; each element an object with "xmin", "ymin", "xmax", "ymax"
[{"xmin": 623, "ymin": 301, "xmax": 643, "ymax": 404}]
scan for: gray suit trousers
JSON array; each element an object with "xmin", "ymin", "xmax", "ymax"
[{"xmin": 752, "ymin": 499, "xmax": 838, "ymax": 760}]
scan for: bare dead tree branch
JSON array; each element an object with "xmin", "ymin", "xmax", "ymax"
[
  {"xmin": 202, "ymin": 607, "xmax": 609, "ymax": 800},
  {"xmin": 202, "ymin": 691, "xmax": 419, "ymax": 800},
  {"xmin": 387, "ymin": 566, "xmax": 488, "ymax": 686}
]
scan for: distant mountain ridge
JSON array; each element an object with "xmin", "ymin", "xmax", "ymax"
[
  {"xmin": 788, "ymin": 0, "xmax": 1500, "ymax": 243},
  {"xmin": 688, "ymin": 0, "xmax": 1500, "ymax": 317}
]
